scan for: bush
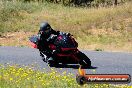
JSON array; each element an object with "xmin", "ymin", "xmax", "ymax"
[
  {"xmin": 0, "ymin": 1, "xmax": 41, "ymax": 33},
  {"xmin": 94, "ymin": 48, "xmax": 103, "ymax": 51}
]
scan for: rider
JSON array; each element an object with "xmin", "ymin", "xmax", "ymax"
[
  {"xmin": 37, "ymin": 22, "xmax": 58, "ymax": 62},
  {"xmin": 37, "ymin": 22, "xmax": 70, "ymax": 62}
]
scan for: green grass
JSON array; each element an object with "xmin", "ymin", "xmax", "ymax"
[
  {"xmin": 1, "ymin": 1, "xmax": 132, "ymax": 33},
  {"xmin": 0, "ymin": 64, "xmax": 131, "ymax": 88},
  {"xmin": 0, "ymin": 1, "xmax": 43, "ymax": 33},
  {"xmin": 0, "ymin": 1, "xmax": 132, "ymax": 52}
]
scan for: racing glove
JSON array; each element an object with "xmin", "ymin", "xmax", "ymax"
[{"xmin": 46, "ymin": 34, "xmax": 57, "ymax": 42}]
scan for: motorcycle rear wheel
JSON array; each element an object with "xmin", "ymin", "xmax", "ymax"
[{"xmin": 77, "ymin": 51, "xmax": 91, "ymax": 68}]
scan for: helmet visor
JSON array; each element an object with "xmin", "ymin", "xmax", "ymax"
[{"xmin": 45, "ymin": 27, "xmax": 51, "ymax": 33}]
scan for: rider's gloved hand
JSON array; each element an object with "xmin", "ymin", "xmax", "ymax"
[
  {"xmin": 37, "ymin": 34, "xmax": 41, "ymax": 40},
  {"xmin": 66, "ymin": 33, "xmax": 71, "ymax": 36},
  {"xmin": 47, "ymin": 34, "xmax": 57, "ymax": 42}
]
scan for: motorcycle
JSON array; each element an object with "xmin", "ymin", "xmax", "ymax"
[{"xmin": 29, "ymin": 32, "xmax": 91, "ymax": 68}]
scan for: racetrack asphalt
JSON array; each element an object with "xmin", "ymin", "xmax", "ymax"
[{"xmin": 0, "ymin": 46, "xmax": 132, "ymax": 85}]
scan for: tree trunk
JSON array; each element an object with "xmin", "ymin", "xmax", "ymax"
[{"xmin": 114, "ymin": 0, "xmax": 118, "ymax": 5}]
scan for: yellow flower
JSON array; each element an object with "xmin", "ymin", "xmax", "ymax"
[
  {"xmin": 62, "ymin": 71, "xmax": 66, "ymax": 75},
  {"xmin": 38, "ymin": 77, "xmax": 41, "ymax": 80},
  {"xmin": 40, "ymin": 79, "xmax": 44, "ymax": 82},
  {"xmin": 15, "ymin": 81, "xmax": 18, "ymax": 83},
  {"xmin": 12, "ymin": 68, "xmax": 16, "ymax": 72},
  {"xmin": 15, "ymin": 73, "xmax": 19, "ymax": 76},
  {"xmin": 63, "ymin": 76, "xmax": 67, "ymax": 79},
  {"xmin": 21, "ymin": 73, "xmax": 28, "ymax": 77},
  {"xmin": 42, "ymin": 83, "xmax": 45, "ymax": 86},
  {"xmin": 34, "ymin": 86, "xmax": 37, "ymax": 88},
  {"xmin": 18, "ymin": 68, "xmax": 23, "ymax": 71},
  {"xmin": 51, "ymin": 68, "xmax": 54, "ymax": 71},
  {"xmin": 46, "ymin": 83, "xmax": 50, "ymax": 85},
  {"xmin": 10, "ymin": 78, "xmax": 13, "ymax": 81},
  {"xmin": 27, "ymin": 77, "xmax": 30, "ymax": 80},
  {"xmin": 52, "ymin": 71, "xmax": 56, "ymax": 74}
]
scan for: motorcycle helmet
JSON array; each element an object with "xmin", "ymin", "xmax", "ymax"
[{"xmin": 39, "ymin": 22, "xmax": 52, "ymax": 36}]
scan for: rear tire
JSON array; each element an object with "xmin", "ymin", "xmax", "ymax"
[{"xmin": 77, "ymin": 51, "xmax": 91, "ymax": 68}]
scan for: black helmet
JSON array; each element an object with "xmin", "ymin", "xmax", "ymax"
[{"xmin": 39, "ymin": 22, "xmax": 52, "ymax": 35}]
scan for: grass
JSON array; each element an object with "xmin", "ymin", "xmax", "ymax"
[
  {"xmin": 0, "ymin": 1, "xmax": 132, "ymax": 52},
  {"xmin": 0, "ymin": 64, "xmax": 131, "ymax": 88}
]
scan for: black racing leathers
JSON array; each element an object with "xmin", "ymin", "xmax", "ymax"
[{"xmin": 37, "ymin": 30, "xmax": 59, "ymax": 58}]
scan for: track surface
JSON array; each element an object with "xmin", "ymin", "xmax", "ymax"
[{"xmin": 0, "ymin": 46, "xmax": 132, "ymax": 85}]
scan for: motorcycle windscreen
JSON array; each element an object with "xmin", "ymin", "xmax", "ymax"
[
  {"xmin": 29, "ymin": 35, "xmax": 39, "ymax": 44},
  {"xmin": 29, "ymin": 35, "xmax": 39, "ymax": 48},
  {"xmin": 54, "ymin": 34, "xmax": 77, "ymax": 48}
]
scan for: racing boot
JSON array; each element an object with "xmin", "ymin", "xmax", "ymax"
[{"xmin": 48, "ymin": 57, "xmax": 58, "ymax": 67}]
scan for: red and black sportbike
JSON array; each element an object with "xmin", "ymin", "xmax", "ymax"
[{"xmin": 29, "ymin": 33, "xmax": 91, "ymax": 68}]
